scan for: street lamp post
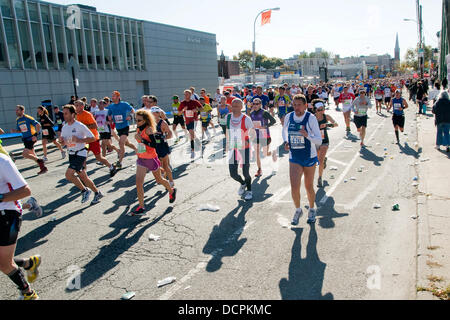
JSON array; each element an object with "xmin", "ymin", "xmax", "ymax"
[{"xmin": 252, "ymin": 7, "xmax": 280, "ymax": 86}]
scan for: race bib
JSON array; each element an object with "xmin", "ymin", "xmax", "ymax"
[
  {"xmin": 289, "ymin": 132, "xmax": 305, "ymax": 149},
  {"xmin": 321, "ymin": 130, "xmax": 325, "ymax": 139},
  {"xmin": 219, "ymin": 117, "xmax": 227, "ymax": 126},
  {"xmin": 375, "ymin": 95, "xmax": 382, "ymax": 99},
  {"xmin": 19, "ymin": 124, "xmax": 28, "ymax": 133},
  {"xmin": 252, "ymin": 120, "xmax": 261, "ymax": 128},
  {"xmin": 98, "ymin": 126, "xmax": 105, "ymax": 133},
  {"xmin": 343, "ymin": 99, "xmax": 352, "ymax": 106},
  {"xmin": 42, "ymin": 129, "xmax": 49, "ymax": 136},
  {"xmin": 66, "ymin": 136, "xmax": 76, "ymax": 148},
  {"xmin": 201, "ymin": 112, "xmax": 207, "ymax": 118},
  {"xmin": 358, "ymin": 109, "xmax": 367, "ymax": 116},
  {"xmin": 137, "ymin": 143, "xmax": 146, "ymax": 154},
  {"xmin": 114, "ymin": 115, "xmax": 123, "ymax": 123},
  {"xmin": 57, "ymin": 120, "xmax": 62, "ymax": 125},
  {"xmin": 186, "ymin": 110, "xmax": 194, "ymax": 118},
  {"xmin": 278, "ymin": 99, "xmax": 285, "ymax": 107},
  {"xmin": 394, "ymin": 103, "xmax": 402, "ymax": 110},
  {"xmin": 229, "ymin": 129, "xmax": 243, "ymax": 149},
  {"xmin": 173, "ymin": 107, "xmax": 179, "ymax": 114}
]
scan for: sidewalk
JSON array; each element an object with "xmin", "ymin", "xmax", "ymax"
[{"xmin": 415, "ymin": 110, "xmax": 450, "ymax": 300}]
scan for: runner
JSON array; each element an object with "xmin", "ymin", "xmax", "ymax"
[
  {"xmin": 305, "ymin": 86, "xmax": 319, "ymax": 113},
  {"xmin": 226, "ymin": 99, "xmax": 255, "ymax": 201},
  {"xmin": 313, "ymin": 100, "xmax": 338, "ymax": 188},
  {"xmin": 150, "ymin": 106, "xmax": 175, "ymax": 188},
  {"xmin": 387, "ymin": 89, "xmax": 409, "ymax": 144},
  {"xmin": 171, "ymin": 95, "xmax": 188, "ymax": 144},
  {"xmin": 274, "ymin": 86, "xmax": 292, "ymax": 126},
  {"xmin": 0, "ymin": 153, "xmax": 42, "ymax": 300},
  {"xmin": 283, "ymin": 94, "xmax": 322, "ymax": 225},
  {"xmin": 93, "ymin": 100, "xmax": 120, "ymax": 158},
  {"xmin": 179, "ymin": 89, "xmax": 202, "ymax": 158},
  {"xmin": 250, "ymin": 98, "xmax": 276, "ymax": 177},
  {"xmin": 374, "ymin": 85, "xmax": 384, "ymax": 114},
  {"xmin": 251, "ymin": 85, "xmax": 270, "ymax": 110},
  {"xmin": 132, "ymin": 110, "xmax": 176, "ymax": 215},
  {"xmin": 338, "ymin": 86, "xmax": 356, "ymax": 136},
  {"xmin": 53, "ymin": 106, "xmax": 64, "ymax": 140},
  {"xmin": 59, "ymin": 105, "xmax": 103, "ymax": 205},
  {"xmin": 267, "ymin": 87, "xmax": 276, "ymax": 117},
  {"xmin": 11, "ymin": 105, "xmax": 48, "ymax": 175},
  {"xmin": 103, "ymin": 97, "xmax": 120, "ymax": 143},
  {"xmin": 36, "ymin": 106, "xmax": 65, "ymax": 161},
  {"xmin": 199, "ymin": 97, "xmax": 213, "ymax": 143},
  {"xmin": 317, "ymin": 86, "xmax": 329, "ymax": 106},
  {"xmin": 217, "ymin": 96, "xmax": 231, "ymax": 154},
  {"xmin": 332, "ymin": 83, "xmax": 342, "ymax": 111},
  {"xmin": 384, "ymin": 83, "xmax": 392, "ymax": 108},
  {"xmin": 107, "ymin": 91, "xmax": 138, "ymax": 169},
  {"xmin": 74, "ymin": 100, "xmax": 118, "ymax": 177},
  {"xmin": 351, "ymin": 89, "xmax": 372, "ymax": 147}
]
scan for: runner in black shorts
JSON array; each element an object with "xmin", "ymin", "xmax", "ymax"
[
  {"xmin": 387, "ymin": 89, "xmax": 408, "ymax": 144},
  {"xmin": 53, "ymin": 106, "xmax": 64, "ymax": 139},
  {"xmin": 171, "ymin": 95, "xmax": 187, "ymax": 144},
  {"xmin": 37, "ymin": 106, "xmax": 65, "ymax": 161}
]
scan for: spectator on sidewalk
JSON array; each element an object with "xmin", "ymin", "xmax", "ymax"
[
  {"xmin": 442, "ymin": 77, "xmax": 448, "ymax": 90},
  {"xmin": 432, "ymin": 90, "xmax": 450, "ymax": 152}
]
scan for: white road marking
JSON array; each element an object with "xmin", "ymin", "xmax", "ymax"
[
  {"xmin": 326, "ymin": 157, "xmax": 348, "ymax": 166},
  {"xmin": 319, "ymin": 119, "xmax": 386, "ymax": 205},
  {"xmin": 158, "ymin": 220, "xmax": 255, "ymax": 300}
]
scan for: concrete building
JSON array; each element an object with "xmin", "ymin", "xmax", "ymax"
[{"xmin": 0, "ymin": 0, "xmax": 218, "ymax": 130}]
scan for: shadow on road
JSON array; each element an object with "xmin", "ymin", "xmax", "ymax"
[
  {"xmin": 359, "ymin": 147, "xmax": 384, "ymax": 166},
  {"xmin": 397, "ymin": 142, "xmax": 420, "ymax": 159},
  {"xmin": 202, "ymin": 200, "xmax": 253, "ymax": 273},
  {"xmin": 69, "ymin": 207, "xmax": 173, "ymax": 291},
  {"xmin": 315, "ymin": 190, "xmax": 349, "ymax": 229},
  {"xmin": 279, "ymin": 225, "xmax": 333, "ymax": 300}
]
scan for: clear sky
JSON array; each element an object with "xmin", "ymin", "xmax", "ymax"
[{"xmin": 47, "ymin": 0, "xmax": 442, "ymax": 60}]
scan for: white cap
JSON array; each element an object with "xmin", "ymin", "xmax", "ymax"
[{"xmin": 150, "ymin": 106, "xmax": 163, "ymax": 113}]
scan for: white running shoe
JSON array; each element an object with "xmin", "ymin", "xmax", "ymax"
[
  {"xmin": 238, "ymin": 184, "xmax": 246, "ymax": 196},
  {"xmin": 244, "ymin": 191, "xmax": 253, "ymax": 201},
  {"xmin": 307, "ymin": 208, "xmax": 317, "ymax": 224},
  {"xmin": 42, "ymin": 157, "xmax": 48, "ymax": 162},
  {"xmin": 61, "ymin": 151, "xmax": 66, "ymax": 159},
  {"xmin": 291, "ymin": 208, "xmax": 303, "ymax": 225},
  {"xmin": 169, "ymin": 181, "xmax": 175, "ymax": 188},
  {"xmin": 81, "ymin": 189, "xmax": 92, "ymax": 204}
]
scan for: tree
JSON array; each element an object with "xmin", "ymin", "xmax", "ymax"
[
  {"xmin": 235, "ymin": 50, "xmax": 285, "ymax": 71},
  {"xmin": 404, "ymin": 44, "xmax": 433, "ymax": 70}
]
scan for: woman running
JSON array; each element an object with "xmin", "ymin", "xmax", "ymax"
[
  {"xmin": 37, "ymin": 106, "xmax": 65, "ymax": 161},
  {"xmin": 132, "ymin": 110, "xmax": 176, "ymax": 215},
  {"xmin": 313, "ymin": 99, "xmax": 338, "ymax": 188},
  {"xmin": 217, "ymin": 96, "xmax": 231, "ymax": 153}
]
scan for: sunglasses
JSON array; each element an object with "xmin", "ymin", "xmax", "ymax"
[
  {"xmin": 316, "ymin": 108, "xmax": 324, "ymax": 111},
  {"xmin": 136, "ymin": 119, "xmax": 145, "ymax": 123},
  {"xmin": 253, "ymin": 102, "xmax": 261, "ymax": 105}
]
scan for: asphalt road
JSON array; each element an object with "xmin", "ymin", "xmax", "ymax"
[{"xmin": 1, "ymin": 94, "xmax": 421, "ymax": 300}]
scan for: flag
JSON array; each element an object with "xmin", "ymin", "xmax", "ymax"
[{"xmin": 261, "ymin": 10, "xmax": 271, "ymax": 26}]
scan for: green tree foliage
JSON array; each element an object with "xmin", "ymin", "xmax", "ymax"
[
  {"xmin": 404, "ymin": 45, "xmax": 433, "ymax": 70},
  {"xmin": 235, "ymin": 50, "xmax": 284, "ymax": 70}
]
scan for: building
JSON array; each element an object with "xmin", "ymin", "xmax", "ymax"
[
  {"xmin": 0, "ymin": 0, "xmax": 218, "ymax": 130},
  {"xmin": 439, "ymin": 0, "xmax": 450, "ymax": 82},
  {"xmin": 218, "ymin": 51, "xmax": 239, "ymax": 79}
]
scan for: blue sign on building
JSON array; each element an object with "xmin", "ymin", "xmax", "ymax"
[{"xmin": 274, "ymin": 72, "xmax": 281, "ymax": 79}]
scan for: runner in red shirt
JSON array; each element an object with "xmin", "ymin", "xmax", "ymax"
[
  {"xmin": 338, "ymin": 86, "xmax": 356, "ymax": 135},
  {"xmin": 179, "ymin": 90, "xmax": 202, "ymax": 158}
]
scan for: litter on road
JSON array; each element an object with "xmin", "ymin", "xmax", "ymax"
[
  {"xmin": 373, "ymin": 203, "xmax": 381, "ymax": 209},
  {"xmin": 121, "ymin": 292, "xmax": 136, "ymax": 300},
  {"xmin": 392, "ymin": 204, "xmax": 400, "ymax": 211},
  {"xmin": 330, "ymin": 166, "xmax": 338, "ymax": 171},
  {"xmin": 157, "ymin": 277, "xmax": 176, "ymax": 288},
  {"xmin": 350, "ymin": 177, "xmax": 356, "ymax": 180},
  {"xmin": 197, "ymin": 204, "xmax": 220, "ymax": 212},
  {"xmin": 148, "ymin": 234, "xmax": 161, "ymax": 241}
]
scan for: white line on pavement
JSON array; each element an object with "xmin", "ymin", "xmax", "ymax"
[{"xmin": 326, "ymin": 157, "xmax": 349, "ymax": 166}]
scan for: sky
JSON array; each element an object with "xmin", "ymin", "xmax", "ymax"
[{"xmin": 47, "ymin": 0, "xmax": 442, "ymax": 61}]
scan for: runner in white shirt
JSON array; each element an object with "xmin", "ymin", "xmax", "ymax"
[
  {"xmin": 94, "ymin": 100, "xmax": 120, "ymax": 158},
  {"xmin": 89, "ymin": 98, "xmax": 100, "ymax": 114},
  {"xmin": 0, "ymin": 153, "xmax": 42, "ymax": 300},
  {"xmin": 60, "ymin": 105, "xmax": 103, "ymax": 205}
]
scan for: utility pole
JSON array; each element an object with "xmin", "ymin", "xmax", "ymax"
[{"xmin": 417, "ymin": 0, "xmax": 424, "ymax": 78}]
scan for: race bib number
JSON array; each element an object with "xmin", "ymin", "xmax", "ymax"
[
  {"xmin": 375, "ymin": 95, "xmax": 382, "ymax": 99},
  {"xmin": 278, "ymin": 99, "xmax": 285, "ymax": 107},
  {"xmin": 57, "ymin": 120, "xmax": 62, "ymax": 125},
  {"xmin": 321, "ymin": 130, "xmax": 325, "ymax": 139},
  {"xmin": 229, "ymin": 129, "xmax": 243, "ymax": 149},
  {"xmin": 19, "ymin": 124, "xmax": 28, "ymax": 133},
  {"xmin": 343, "ymin": 99, "xmax": 352, "ymax": 106},
  {"xmin": 186, "ymin": 110, "xmax": 194, "ymax": 118},
  {"xmin": 394, "ymin": 103, "xmax": 402, "ymax": 110},
  {"xmin": 289, "ymin": 132, "xmax": 305, "ymax": 149},
  {"xmin": 253, "ymin": 120, "xmax": 261, "ymax": 128},
  {"xmin": 66, "ymin": 136, "xmax": 76, "ymax": 148},
  {"xmin": 98, "ymin": 126, "xmax": 105, "ymax": 133},
  {"xmin": 358, "ymin": 109, "xmax": 367, "ymax": 116},
  {"xmin": 201, "ymin": 112, "xmax": 207, "ymax": 118},
  {"xmin": 219, "ymin": 117, "xmax": 227, "ymax": 126},
  {"xmin": 173, "ymin": 107, "xmax": 179, "ymax": 114},
  {"xmin": 137, "ymin": 143, "xmax": 146, "ymax": 154},
  {"xmin": 42, "ymin": 129, "xmax": 49, "ymax": 136},
  {"xmin": 114, "ymin": 115, "xmax": 123, "ymax": 123}
]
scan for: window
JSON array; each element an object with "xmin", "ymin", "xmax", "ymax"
[
  {"xmin": 4, "ymin": 19, "xmax": 21, "ymax": 68},
  {"xmin": 0, "ymin": 23, "xmax": 7, "ymax": 67},
  {"xmin": 100, "ymin": 16, "xmax": 106, "ymax": 31},
  {"xmin": 43, "ymin": 23, "xmax": 55, "ymax": 68},
  {"xmin": 17, "ymin": 20, "xmax": 32, "ymax": 68},
  {"xmin": 54, "ymin": 26, "xmax": 65, "ymax": 65},
  {"xmin": 65, "ymin": 28, "xmax": 74, "ymax": 61},
  {"xmin": 93, "ymin": 30, "xmax": 102, "ymax": 66},
  {"xmin": 139, "ymin": 36, "xmax": 145, "ymax": 69},
  {"xmin": 27, "ymin": 1, "xmax": 38, "ymax": 21},
  {"xmin": 132, "ymin": 35, "xmax": 138, "ymax": 68},
  {"xmin": 75, "ymin": 29, "xmax": 84, "ymax": 67},
  {"xmin": 92, "ymin": 15, "xmax": 98, "ymax": 30},
  {"xmin": 102, "ymin": 31, "xmax": 111, "ymax": 68},
  {"xmin": 52, "ymin": 6, "xmax": 61, "ymax": 25},
  {"xmin": 30, "ymin": 22, "xmax": 43, "ymax": 68},
  {"xmin": 13, "ymin": 0, "xmax": 26, "ymax": 20},
  {"xmin": 109, "ymin": 32, "xmax": 118, "ymax": 69},
  {"xmin": 40, "ymin": 4, "xmax": 50, "ymax": 23},
  {"xmin": 85, "ymin": 29, "xmax": 93, "ymax": 67},
  {"xmin": 0, "ymin": 0, "xmax": 12, "ymax": 18},
  {"xmin": 118, "ymin": 33, "xmax": 125, "ymax": 69},
  {"xmin": 116, "ymin": 19, "xmax": 122, "ymax": 33}
]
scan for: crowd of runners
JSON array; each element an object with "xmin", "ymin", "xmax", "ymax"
[{"xmin": 0, "ymin": 76, "xmax": 439, "ymax": 299}]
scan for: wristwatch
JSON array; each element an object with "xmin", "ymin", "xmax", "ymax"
[{"xmin": 0, "ymin": 194, "xmax": 4, "ymax": 203}]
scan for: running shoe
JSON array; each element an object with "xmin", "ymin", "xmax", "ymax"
[
  {"xmin": 37, "ymin": 167, "xmax": 48, "ymax": 175},
  {"xmin": 317, "ymin": 176, "xmax": 323, "ymax": 188},
  {"xmin": 169, "ymin": 181, "xmax": 175, "ymax": 188},
  {"xmin": 19, "ymin": 290, "xmax": 39, "ymax": 300},
  {"xmin": 61, "ymin": 151, "xmax": 66, "ymax": 159},
  {"xmin": 238, "ymin": 184, "xmax": 246, "ymax": 196},
  {"xmin": 291, "ymin": 208, "xmax": 303, "ymax": 226},
  {"xmin": 26, "ymin": 255, "xmax": 41, "ymax": 283},
  {"xmin": 42, "ymin": 156, "xmax": 48, "ymax": 162},
  {"xmin": 244, "ymin": 191, "xmax": 253, "ymax": 201},
  {"xmin": 26, "ymin": 197, "xmax": 42, "ymax": 218},
  {"xmin": 91, "ymin": 191, "xmax": 103, "ymax": 205},
  {"xmin": 115, "ymin": 161, "xmax": 122, "ymax": 170},
  {"xmin": 169, "ymin": 188, "xmax": 177, "ymax": 203},
  {"xmin": 109, "ymin": 165, "xmax": 118, "ymax": 177},
  {"xmin": 255, "ymin": 168, "xmax": 262, "ymax": 177},
  {"xmin": 81, "ymin": 189, "xmax": 91, "ymax": 204},
  {"xmin": 131, "ymin": 206, "xmax": 146, "ymax": 216},
  {"xmin": 307, "ymin": 208, "xmax": 317, "ymax": 224}
]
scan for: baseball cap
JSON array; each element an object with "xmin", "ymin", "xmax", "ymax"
[
  {"xmin": 150, "ymin": 107, "xmax": 163, "ymax": 113},
  {"xmin": 172, "ymin": 95, "xmax": 179, "ymax": 100}
]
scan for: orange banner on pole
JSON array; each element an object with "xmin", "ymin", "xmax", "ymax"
[{"xmin": 261, "ymin": 10, "xmax": 271, "ymax": 26}]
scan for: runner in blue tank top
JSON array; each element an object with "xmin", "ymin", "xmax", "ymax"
[
  {"xmin": 387, "ymin": 89, "xmax": 409, "ymax": 144},
  {"xmin": 282, "ymin": 94, "xmax": 322, "ymax": 225}
]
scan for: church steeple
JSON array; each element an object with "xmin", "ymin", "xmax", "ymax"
[{"xmin": 395, "ymin": 33, "xmax": 400, "ymax": 61}]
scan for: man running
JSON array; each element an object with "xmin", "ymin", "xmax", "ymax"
[
  {"xmin": 171, "ymin": 95, "xmax": 188, "ymax": 144},
  {"xmin": 374, "ymin": 85, "xmax": 384, "ymax": 114},
  {"xmin": 338, "ymin": 86, "xmax": 356, "ymax": 136},
  {"xmin": 251, "ymin": 85, "xmax": 270, "ymax": 111},
  {"xmin": 107, "ymin": 91, "xmax": 138, "ymax": 169},
  {"xmin": 53, "ymin": 106, "xmax": 64, "ymax": 140},
  {"xmin": 37, "ymin": 106, "xmax": 65, "ymax": 161},
  {"xmin": 332, "ymin": 83, "xmax": 342, "ymax": 111},
  {"xmin": 199, "ymin": 97, "xmax": 213, "ymax": 143},
  {"xmin": 94, "ymin": 99, "xmax": 120, "ymax": 158},
  {"xmin": 283, "ymin": 94, "xmax": 322, "ymax": 225},
  {"xmin": 274, "ymin": 86, "xmax": 292, "ymax": 126},
  {"xmin": 0, "ymin": 152, "xmax": 41, "ymax": 300},
  {"xmin": 387, "ymin": 89, "xmax": 409, "ymax": 144},
  {"xmin": 74, "ymin": 100, "xmax": 117, "ymax": 177},
  {"xmin": 11, "ymin": 105, "xmax": 48, "ymax": 175},
  {"xmin": 179, "ymin": 89, "xmax": 202, "ymax": 158},
  {"xmin": 226, "ymin": 99, "xmax": 255, "ymax": 201},
  {"xmin": 351, "ymin": 88, "xmax": 372, "ymax": 147},
  {"xmin": 60, "ymin": 105, "xmax": 103, "ymax": 204}
]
